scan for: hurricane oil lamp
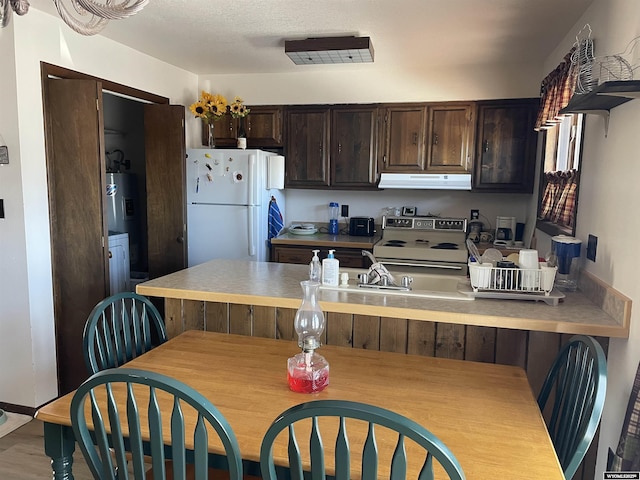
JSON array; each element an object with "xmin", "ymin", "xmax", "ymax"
[{"xmin": 287, "ymin": 280, "xmax": 329, "ymax": 393}]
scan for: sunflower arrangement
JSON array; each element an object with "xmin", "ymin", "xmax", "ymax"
[
  {"xmin": 189, "ymin": 91, "xmax": 228, "ymax": 123},
  {"xmin": 229, "ymin": 96, "xmax": 250, "ymax": 119}
]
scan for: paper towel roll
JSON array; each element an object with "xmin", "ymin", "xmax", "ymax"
[{"xmin": 267, "ymin": 155, "xmax": 285, "ymax": 189}]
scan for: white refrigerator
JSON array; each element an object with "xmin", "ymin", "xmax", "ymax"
[{"xmin": 186, "ymin": 149, "xmax": 285, "ymax": 267}]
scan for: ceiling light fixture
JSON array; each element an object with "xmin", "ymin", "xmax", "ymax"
[
  {"xmin": 285, "ymin": 36, "xmax": 374, "ymax": 65},
  {"xmin": 0, "ymin": 0, "xmax": 148, "ymax": 35}
]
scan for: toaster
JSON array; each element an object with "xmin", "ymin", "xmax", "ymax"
[{"xmin": 349, "ymin": 217, "xmax": 375, "ymax": 237}]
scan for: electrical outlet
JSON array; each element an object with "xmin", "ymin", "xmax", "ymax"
[
  {"xmin": 341, "ymin": 204, "xmax": 349, "ymax": 217},
  {"xmin": 470, "ymin": 209, "xmax": 479, "ymax": 220},
  {"xmin": 587, "ymin": 234, "xmax": 597, "ymax": 262}
]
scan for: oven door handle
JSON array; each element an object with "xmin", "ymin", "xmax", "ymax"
[{"xmin": 378, "ymin": 261, "xmax": 465, "ymax": 271}]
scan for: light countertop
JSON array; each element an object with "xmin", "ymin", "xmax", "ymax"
[
  {"xmin": 137, "ymin": 259, "xmax": 630, "ymax": 338},
  {"xmin": 271, "ymin": 232, "xmax": 381, "ymax": 249}
]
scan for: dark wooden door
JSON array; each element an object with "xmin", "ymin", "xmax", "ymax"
[
  {"xmin": 44, "ymin": 78, "xmax": 109, "ymax": 394},
  {"xmin": 144, "ymin": 104, "xmax": 187, "ymax": 280},
  {"xmin": 473, "ymin": 99, "xmax": 539, "ymax": 192},
  {"xmin": 380, "ymin": 104, "xmax": 427, "ymax": 172},
  {"xmin": 331, "ymin": 106, "xmax": 378, "ymax": 187},
  {"xmin": 285, "ymin": 107, "xmax": 330, "ymax": 187},
  {"xmin": 427, "ymin": 104, "xmax": 474, "ymax": 173}
]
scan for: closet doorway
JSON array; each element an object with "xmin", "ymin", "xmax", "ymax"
[{"xmin": 41, "ymin": 63, "xmax": 186, "ymax": 394}]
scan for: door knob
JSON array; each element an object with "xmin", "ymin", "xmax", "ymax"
[{"xmin": 177, "ymin": 236, "xmax": 184, "ymax": 244}]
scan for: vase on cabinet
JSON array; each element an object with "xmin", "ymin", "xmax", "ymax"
[
  {"xmin": 237, "ymin": 117, "xmax": 247, "ymax": 150},
  {"xmin": 206, "ymin": 122, "xmax": 215, "ymax": 148}
]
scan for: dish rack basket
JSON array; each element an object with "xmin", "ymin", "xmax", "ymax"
[{"xmin": 469, "ymin": 263, "xmax": 557, "ymax": 296}]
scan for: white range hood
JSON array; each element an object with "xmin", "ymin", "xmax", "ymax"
[{"xmin": 378, "ymin": 173, "xmax": 472, "ymax": 190}]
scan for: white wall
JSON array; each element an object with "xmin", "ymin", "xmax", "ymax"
[
  {"xmin": 539, "ymin": 0, "xmax": 640, "ymax": 476},
  {"xmin": 0, "ymin": 9, "xmax": 198, "ymax": 407}
]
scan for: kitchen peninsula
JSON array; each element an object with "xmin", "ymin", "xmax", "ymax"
[{"xmin": 137, "ymin": 259, "xmax": 629, "ymax": 396}]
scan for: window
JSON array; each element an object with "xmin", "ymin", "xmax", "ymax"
[{"xmin": 537, "ymin": 113, "xmax": 584, "ymax": 236}]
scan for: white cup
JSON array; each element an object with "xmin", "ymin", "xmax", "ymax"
[
  {"xmin": 518, "ymin": 249, "xmax": 539, "ymax": 269},
  {"xmin": 540, "ymin": 264, "xmax": 557, "ymax": 292},
  {"xmin": 469, "ymin": 262, "xmax": 493, "ymax": 289},
  {"xmin": 518, "ymin": 249, "xmax": 540, "ymax": 290}
]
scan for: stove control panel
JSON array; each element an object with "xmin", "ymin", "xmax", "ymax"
[{"xmin": 383, "ymin": 216, "xmax": 467, "ymax": 232}]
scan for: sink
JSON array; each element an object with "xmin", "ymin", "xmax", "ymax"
[{"xmin": 319, "ymin": 268, "xmax": 474, "ymax": 301}]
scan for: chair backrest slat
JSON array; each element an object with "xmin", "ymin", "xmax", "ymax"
[
  {"xmin": 390, "ymin": 434, "xmax": 408, "ymax": 480},
  {"xmin": 537, "ymin": 335, "xmax": 607, "ymax": 480},
  {"xmin": 71, "ymin": 368, "xmax": 244, "ymax": 480},
  {"xmin": 335, "ymin": 417, "xmax": 350, "ymax": 479},
  {"xmin": 83, "ymin": 293, "xmax": 168, "ymax": 375},
  {"xmin": 287, "ymin": 424, "xmax": 305, "ymax": 480},
  {"xmin": 310, "ymin": 417, "xmax": 325, "ymax": 480},
  {"xmin": 362, "ymin": 422, "xmax": 378, "ymax": 479},
  {"xmin": 260, "ymin": 400, "xmax": 465, "ymax": 480}
]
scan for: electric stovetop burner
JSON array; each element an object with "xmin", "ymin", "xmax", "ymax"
[
  {"xmin": 431, "ymin": 242, "xmax": 459, "ymax": 250},
  {"xmin": 383, "ymin": 240, "xmax": 407, "ymax": 247}
]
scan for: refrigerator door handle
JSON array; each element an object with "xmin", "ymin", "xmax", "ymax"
[
  {"xmin": 248, "ymin": 207, "xmax": 256, "ymax": 257},
  {"xmin": 248, "ymin": 154, "xmax": 257, "ymax": 206}
]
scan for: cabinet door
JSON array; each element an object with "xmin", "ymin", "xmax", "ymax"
[
  {"xmin": 380, "ymin": 104, "xmax": 427, "ymax": 172},
  {"xmin": 200, "ymin": 116, "xmax": 235, "ymax": 147},
  {"xmin": 285, "ymin": 107, "xmax": 330, "ymax": 187},
  {"xmin": 427, "ymin": 104, "xmax": 474, "ymax": 173},
  {"xmin": 473, "ymin": 99, "xmax": 538, "ymax": 192},
  {"xmin": 331, "ymin": 106, "xmax": 378, "ymax": 187},
  {"xmin": 245, "ymin": 105, "xmax": 283, "ymax": 147},
  {"xmin": 272, "ymin": 245, "xmax": 372, "ymax": 268}
]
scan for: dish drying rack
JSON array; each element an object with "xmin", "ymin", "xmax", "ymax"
[{"xmin": 466, "ymin": 263, "xmax": 565, "ymax": 306}]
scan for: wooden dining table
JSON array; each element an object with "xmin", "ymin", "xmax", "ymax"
[{"xmin": 36, "ymin": 330, "xmax": 564, "ymax": 479}]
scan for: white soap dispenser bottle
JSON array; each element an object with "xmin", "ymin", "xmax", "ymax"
[
  {"xmin": 309, "ymin": 249, "xmax": 322, "ymax": 282},
  {"xmin": 322, "ymin": 249, "xmax": 339, "ymax": 286}
]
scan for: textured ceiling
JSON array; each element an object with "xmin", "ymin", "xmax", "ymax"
[{"xmin": 28, "ymin": 0, "xmax": 594, "ymax": 75}]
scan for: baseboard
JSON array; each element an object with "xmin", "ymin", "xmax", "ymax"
[{"xmin": 0, "ymin": 402, "xmax": 37, "ymax": 417}]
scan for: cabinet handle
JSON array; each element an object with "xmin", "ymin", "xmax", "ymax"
[
  {"xmin": 319, "ymin": 143, "xmax": 323, "ymax": 152},
  {"xmin": 483, "ymin": 140, "xmax": 489, "ymax": 152},
  {"xmin": 433, "ymin": 133, "xmax": 439, "ymax": 146},
  {"xmin": 383, "ymin": 154, "xmax": 387, "ymax": 164},
  {"xmin": 108, "ymin": 251, "xmax": 112, "ymax": 258},
  {"xmin": 338, "ymin": 143, "xmax": 342, "ymax": 154},
  {"xmin": 177, "ymin": 236, "xmax": 184, "ymax": 244},
  {"xmin": 412, "ymin": 132, "xmax": 418, "ymax": 145}
]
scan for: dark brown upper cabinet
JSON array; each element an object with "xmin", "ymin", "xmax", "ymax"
[
  {"xmin": 473, "ymin": 99, "xmax": 539, "ymax": 193},
  {"xmin": 380, "ymin": 102, "xmax": 474, "ymax": 175},
  {"xmin": 285, "ymin": 105, "xmax": 379, "ymax": 189},
  {"xmin": 200, "ymin": 105, "xmax": 283, "ymax": 148}
]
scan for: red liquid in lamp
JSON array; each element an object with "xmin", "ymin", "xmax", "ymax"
[
  {"xmin": 287, "ymin": 369, "xmax": 329, "ymax": 393},
  {"xmin": 287, "ymin": 352, "xmax": 330, "ymax": 393}
]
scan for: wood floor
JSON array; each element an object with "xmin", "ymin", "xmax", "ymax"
[{"xmin": 0, "ymin": 419, "xmax": 94, "ymax": 479}]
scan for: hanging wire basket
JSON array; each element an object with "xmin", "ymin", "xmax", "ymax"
[{"xmin": 571, "ymin": 25, "xmax": 596, "ymax": 94}]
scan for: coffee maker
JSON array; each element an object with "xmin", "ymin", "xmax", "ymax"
[{"xmin": 493, "ymin": 216, "xmax": 516, "ymax": 246}]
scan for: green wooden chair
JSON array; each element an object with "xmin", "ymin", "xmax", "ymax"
[
  {"xmin": 260, "ymin": 399, "xmax": 465, "ymax": 480},
  {"xmin": 70, "ymin": 368, "xmax": 244, "ymax": 480},
  {"xmin": 83, "ymin": 292, "xmax": 168, "ymax": 375},
  {"xmin": 537, "ymin": 335, "xmax": 607, "ymax": 480}
]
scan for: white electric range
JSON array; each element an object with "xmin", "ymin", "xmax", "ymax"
[{"xmin": 373, "ymin": 215, "xmax": 469, "ymax": 275}]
